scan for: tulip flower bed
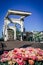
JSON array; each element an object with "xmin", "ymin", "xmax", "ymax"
[{"xmin": 0, "ymin": 47, "xmax": 43, "ymax": 65}]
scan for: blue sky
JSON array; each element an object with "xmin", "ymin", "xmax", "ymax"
[{"xmin": 0, "ymin": 0, "xmax": 43, "ymax": 38}]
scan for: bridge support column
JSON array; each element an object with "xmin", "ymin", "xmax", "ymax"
[
  {"xmin": 3, "ymin": 19, "xmax": 8, "ymax": 41},
  {"xmin": 20, "ymin": 19, "xmax": 24, "ymax": 41}
]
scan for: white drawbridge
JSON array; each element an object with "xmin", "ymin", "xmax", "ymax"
[{"xmin": 3, "ymin": 10, "xmax": 31, "ymax": 41}]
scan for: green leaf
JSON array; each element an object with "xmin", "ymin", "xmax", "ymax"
[
  {"xmin": 0, "ymin": 62, "xmax": 3, "ymax": 65},
  {"xmin": 0, "ymin": 62, "xmax": 8, "ymax": 65},
  {"xmin": 38, "ymin": 62, "xmax": 42, "ymax": 65},
  {"xmin": 35, "ymin": 61, "xmax": 39, "ymax": 65}
]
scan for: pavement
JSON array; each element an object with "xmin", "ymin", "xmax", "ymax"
[{"xmin": 0, "ymin": 40, "xmax": 43, "ymax": 50}]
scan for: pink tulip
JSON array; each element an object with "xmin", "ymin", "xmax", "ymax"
[
  {"xmin": 0, "ymin": 58, "xmax": 7, "ymax": 62},
  {"xmin": 28, "ymin": 59, "xmax": 34, "ymax": 65},
  {"xmin": 0, "ymin": 47, "xmax": 43, "ymax": 63},
  {"xmin": 16, "ymin": 58, "xmax": 24, "ymax": 65},
  {"xmin": 38, "ymin": 52, "xmax": 43, "ymax": 56},
  {"xmin": 3, "ymin": 51, "xmax": 8, "ymax": 54}
]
